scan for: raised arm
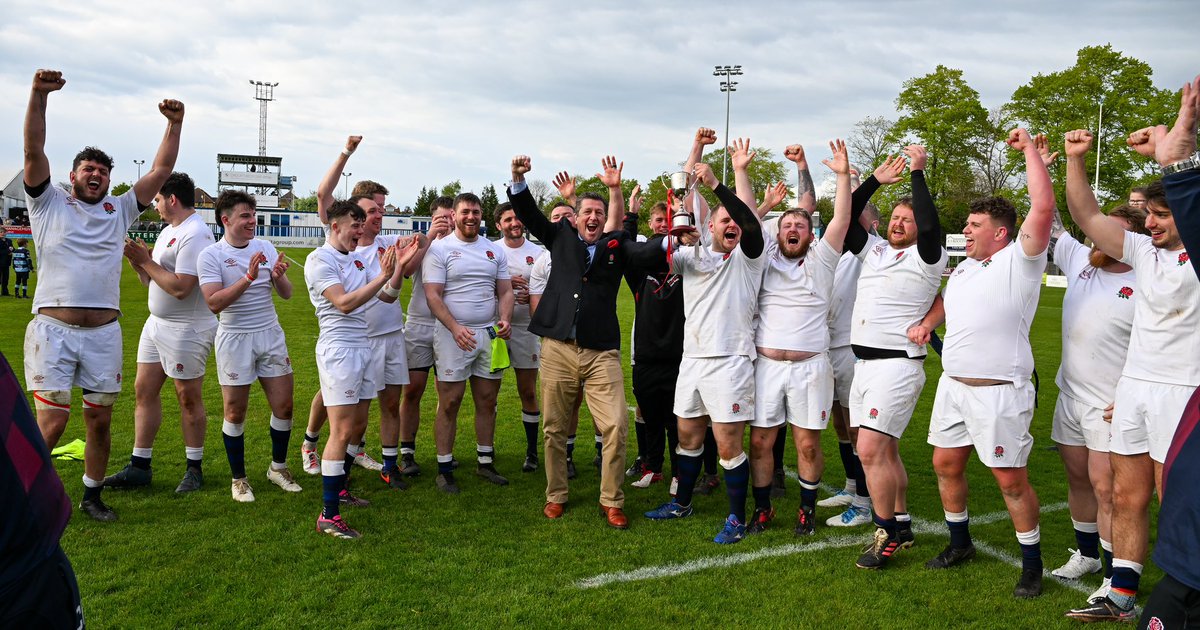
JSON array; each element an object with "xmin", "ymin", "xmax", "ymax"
[
  {"xmin": 1153, "ymin": 74, "xmax": 1200, "ymax": 279},
  {"xmin": 552, "ymin": 171, "xmax": 578, "ymax": 209},
  {"xmin": 684, "ymin": 127, "xmax": 717, "ymax": 178},
  {"xmin": 597, "ymin": 155, "xmax": 625, "ymax": 233},
  {"xmin": 316, "ymin": 136, "xmax": 362, "ymax": 225},
  {"xmin": 784, "ymin": 144, "xmax": 816, "ymax": 213},
  {"xmin": 1064, "ymin": 130, "xmax": 1126, "ymax": 260},
  {"xmin": 131, "ymin": 99, "xmax": 185, "ymax": 207},
  {"xmin": 696, "ymin": 162, "xmax": 763, "ymax": 258},
  {"xmin": 819, "ymin": 139, "xmax": 852, "ymax": 253},
  {"xmin": 757, "ymin": 181, "xmax": 789, "ymax": 218},
  {"xmin": 903, "ymin": 145, "xmax": 943, "ymax": 264},
  {"xmin": 729, "ymin": 138, "xmax": 758, "ymax": 209},
  {"xmin": 845, "ymin": 155, "xmax": 906, "ymax": 255},
  {"xmin": 623, "ymin": 184, "xmax": 641, "ymax": 238},
  {"xmin": 23, "ymin": 70, "xmax": 65, "ymax": 187},
  {"xmin": 508, "ymin": 155, "xmax": 555, "ymax": 245},
  {"xmin": 1008, "ymin": 128, "xmax": 1054, "ymax": 256}
]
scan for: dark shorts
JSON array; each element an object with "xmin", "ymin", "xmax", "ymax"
[
  {"xmin": 0, "ymin": 546, "xmax": 84, "ymax": 629},
  {"xmin": 1139, "ymin": 573, "xmax": 1200, "ymax": 630}
]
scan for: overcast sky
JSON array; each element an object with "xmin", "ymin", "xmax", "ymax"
[{"xmin": 2, "ymin": 0, "xmax": 1197, "ymax": 207}]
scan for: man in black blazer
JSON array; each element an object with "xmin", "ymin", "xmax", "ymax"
[{"xmin": 507, "ymin": 154, "xmax": 665, "ymax": 529}]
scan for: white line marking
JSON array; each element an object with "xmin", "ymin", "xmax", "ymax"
[{"xmin": 576, "ymin": 477, "xmax": 1077, "ymax": 589}]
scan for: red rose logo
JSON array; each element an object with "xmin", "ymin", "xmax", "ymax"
[
  {"xmin": 354, "ymin": 260, "xmax": 365, "ymax": 270},
  {"xmin": 895, "ymin": 251, "xmax": 904, "ymax": 260},
  {"xmin": 175, "ymin": 363, "xmax": 184, "ymax": 373},
  {"xmin": 1180, "ymin": 252, "xmax": 1190, "ymax": 267},
  {"xmin": 486, "ymin": 250, "xmax": 495, "ymax": 260},
  {"xmin": 731, "ymin": 403, "xmax": 741, "ymax": 414},
  {"xmin": 993, "ymin": 445, "xmax": 1005, "ymax": 458},
  {"xmin": 821, "ymin": 410, "xmax": 827, "ymax": 420},
  {"xmin": 103, "ymin": 202, "xmax": 115, "ymax": 214},
  {"xmin": 377, "ymin": 246, "xmax": 386, "ymax": 257},
  {"xmin": 167, "ymin": 238, "xmax": 177, "ymax": 247},
  {"xmin": 1117, "ymin": 286, "xmax": 1133, "ymax": 299},
  {"xmin": 869, "ymin": 408, "xmax": 879, "ymax": 419},
  {"xmin": 525, "ymin": 256, "xmax": 534, "ymax": 265}
]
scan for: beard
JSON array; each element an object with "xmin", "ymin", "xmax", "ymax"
[{"xmin": 73, "ymin": 180, "xmax": 108, "ymax": 204}]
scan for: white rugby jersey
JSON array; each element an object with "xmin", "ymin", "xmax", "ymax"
[
  {"xmin": 528, "ymin": 250, "xmax": 552, "ymax": 296},
  {"xmin": 27, "ymin": 183, "xmax": 140, "ymax": 313},
  {"xmin": 148, "ymin": 213, "xmax": 217, "ymax": 329},
  {"xmin": 674, "ymin": 243, "xmax": 764, "ymax": 358},
  {"xmin": 851, "ymin": 233, "xmax": 947, "ymax": 356},
  {"xmin": 501, "ymin": 238, "xmax": 545, "ymax": 327},
  {"xmin": 755, "ymin": 237, "xmax": 840, "ymax": 353},
  {"xmin": 1119, "ymin": 230, "xmax": 1200, "ymax": 386},
  {"xmin": 1054, "ymin": 235, "xmax": 1136, "ymax": 407},
  {"xmin": 305, "ymin": 243, "xmax": 372, "ymax": 349},
  {"xmin": 422, "ymin": 233, "xmax": 509, "ymax": 329},
  {"xmin": 942, "ymin": 241, "xmax": 1045, "ymax": 382},
  {"xmin": 355, "ymin": 234, "xmax": 405, "ymax": 338},
  {"xmin": 828, "ymin": 252, "xmax": 863, "ymax": 348},
  {"xmin": 197, "ymin": 238, "xmax": 282, "ymax": 333}
]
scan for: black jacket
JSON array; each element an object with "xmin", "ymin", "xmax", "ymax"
[{"xmin": 508, "ymin": 186, "xmax": 665, "ymax": 350}]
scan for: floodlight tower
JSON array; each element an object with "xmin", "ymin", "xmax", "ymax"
[
  {"xmin": 713, "ymin": 65, "xmax": 743, "ymax": 181},
  {"xmin": 249, "ymin": 80, "xmax": 279, "ymax": 157}
]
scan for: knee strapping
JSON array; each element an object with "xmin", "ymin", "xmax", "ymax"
[
  {"xmin": 82, "ymin": 391, "xmax": 119, "ymax": 408},
  {"xmin": 33, "ymin": 390, "xmax": 72, "ymax": 411}
]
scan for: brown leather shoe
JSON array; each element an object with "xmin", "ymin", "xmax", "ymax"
[
  {"xmin": 599, "ymin": 504, "xmax": 628, "ymax": 529},
  {"xmin": 544, "ymin": 501, "xmax": 565, "ymax": 519}
]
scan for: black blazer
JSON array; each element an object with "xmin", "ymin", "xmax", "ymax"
[{"xmin": 508, "ymin": 186, "xmax": 665, "ymax": 350}]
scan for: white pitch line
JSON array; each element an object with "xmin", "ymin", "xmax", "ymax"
[{"xmin": 575, "ymin": 480, "xmax": 1074, "ymax": 589}]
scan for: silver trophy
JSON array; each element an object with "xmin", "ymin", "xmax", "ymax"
[{"xmin": 668, "ymin": 170, "xmax": 696, "ymax": 236}]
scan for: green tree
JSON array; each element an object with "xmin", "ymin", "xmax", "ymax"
[
  {"xmin": 892, "ymin": 65, "xmax": 1002, "ymax": 234},
  {"xmin": 1006, "ymin": 44, "xmax": 1177, "ymax": 210},
  {"xmin": 440, "ymin": 180, "xmax": 463, "ymax": 199},
  {"xmin": 479, "ymin": 183, "xmax": 499, "ymax": 219},
  {"xmin": 847, "ymin": 116, "xmax": 896, "ymax": 172},
  {"xmin": 698, "ymin": 146, "xmax": 788, "ymax": 209},
  {"xmin": 413, "ymin": 186, "xmax": 437, "ymax": 215},
  {"xmin": 292, "ymin": 192, "xmax": 318, "ymax": 213}
]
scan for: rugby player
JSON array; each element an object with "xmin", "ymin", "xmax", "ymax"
[
  {"xmin": 306, "ymin": 200, "xmax": 417, "ymax": 539},
  {"xmin": 747, "ymin": 139, "xmax": 853, "ymax": 536},
  {"xmin": 1062, "ymin": 125, "xmax": 1200, "ymax": 620},
  {"xmin": 396, "ymin": 197, "xmax": 454, "ymax": 477},
  {"xmin": 22, "ymin": 69, "xmax": 184, "ymax": 521},
  {"xmin": 196, "ymin": 191, "xmax": 302, "ymax": 501},
  {"xmin": 912, "ymin": 128, "xmax": 1054, "ymax": 598},
  {"xmin": 643, "ymin": 158, "xmax": 766, "ymax": 544},
  {"xmin": 106, "ymin": 172, "xmax": 217, "ymax": 495},
  {"xmin": 423, "ymin": 192, "xmax": 514, "ymax": 493},
  {"xmin": 843, "ymin": 146, "xmax": 946, "ymax": 568},
  {"xmin": 495, "ymin": 201, "xmax": 547, "ymax": 472}
]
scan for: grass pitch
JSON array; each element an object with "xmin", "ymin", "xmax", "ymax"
[{"xmin": 1, "ymin": 246, "xmax": 1161, "ymax": 628}]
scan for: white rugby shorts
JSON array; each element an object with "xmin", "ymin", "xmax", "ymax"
[
  {"xmin": 505, "ymin": 326, "xmax": 541, "ymax": 370},
  {"xmin": 214, "ymin": 325, "xmax": 292, "ymax": 387},
  {"xmin": 849, "ymin": 357, "xmax": 926, "ymax": 439},
  {"xmin": 1109, "ymin": 375, "xmax": 1195, "ymax": 463},
  {"xmin": 24, "ymin": 315, "xmax": 123, "ymax": 393},
  {"xmin": 404, "ymin": 321, "xmax": 436, "ymax": 370},
  {"xmin": 927, "ymin": 373, "xmax": 1035, "ymax": 468},
  {"xmin": 752, "ymin": 354, "xmax": 833, "ymax": 430},
  {"xmin": 136, "ymin": 316, "xmax": 216, "ymax": 379},
  {"xmin": 829, "ymin": 345, "xmax": 856, "ymax": 404},
  {"xmin": 674, "ymin": 355, "xmax": 755, "ymax": 424},
  {"xmin": 433, "ymin": 325, "xmax": 501, "ymax": 383},
  {"xmin": 316, "ymin": 345, "xmax": 377, "ymax": 407},
  {"xmin": 369, "ymin": 329, "xmax": 410, "ymax": 387},
  {"xmin": 1051, "ymin": 390, "xmax": 1111, "ymax": 452}
]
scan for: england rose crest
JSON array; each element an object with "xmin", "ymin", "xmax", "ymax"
[
  {"xmin": 731, "ymin": 403, "xmax": 741, "ymax": 414},
  {"xmin": 103, "ymin": 202, "xmax": 115, "ymax": 214},
  {"xmin": 1180, "ymin": 252, "xmax": 1191, "ymax": 267},
  {"xmin": 486, "ymin": 250, "xmax": 495, "ymax": 260},
  {"xmin": 1117, "ymin": 286, "xmax": 1133, "ymax": 299},
  {"xmin": 525, "ymin": 256, "xmax": 535, "ymax": 265},
  {"xmin": 869, "ymin": 408, "xmax": 879, "ymax": 419},
  {"xmin": 993, "ymin": 445, "xmax": 1005, "ymax": 458},
  {"xmin": 167, "ymin": 237, "xmax": 177, "ymax": 248},
  {"xmin": 354, "ymin": 260, "xmax": 365, "ymax": 271}
]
